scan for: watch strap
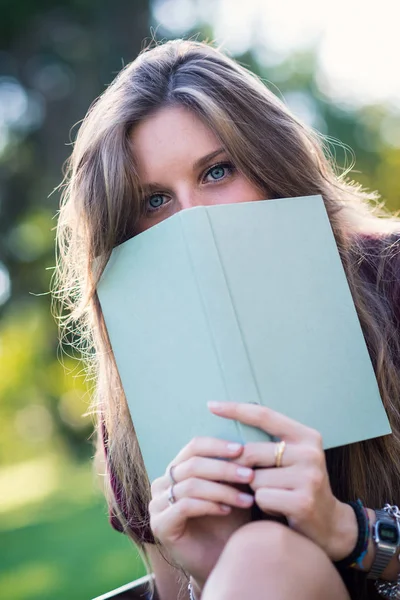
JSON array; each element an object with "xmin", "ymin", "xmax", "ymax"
[{"xmin": 367, "ymin": 510, "xmax": 398, "ymax": 580}]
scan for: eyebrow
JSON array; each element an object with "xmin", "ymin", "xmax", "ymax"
[
  {"xmin": 193, "ymin": 147, "xmax": 226, "ymax": 170},
  {"xmin": 141, "ymin": 147, "xmax": 227, "ymax": 192}
]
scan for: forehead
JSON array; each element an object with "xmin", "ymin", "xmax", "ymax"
[{"xmin": 130, "ymin": 105, "xmax": 222, "ymax": 179}]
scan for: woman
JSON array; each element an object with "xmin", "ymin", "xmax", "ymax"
[{"xmin": 53, "ymin": 39, "xmax": 400, "ymax": 599}]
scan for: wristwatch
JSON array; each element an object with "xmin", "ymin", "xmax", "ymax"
[{"xmin": 367, "ymin": 509, "xmax": 400, "ymax": 580}]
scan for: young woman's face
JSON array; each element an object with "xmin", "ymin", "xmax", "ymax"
[{"xmin": 130, "ymin": 105, "xmax": 267, "ymax": 234}]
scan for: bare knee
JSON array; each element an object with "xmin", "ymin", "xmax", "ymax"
[
  {"xmin": 202, "ymin": 521, "xmax": 350, "ymax": 600},
  {"xmin": 203, "ymin": 520, "xmax": 294, "ymax": 596},
  {"xmin": 221, "ymin": 520, "xmax": 293, "ymax": 570}
]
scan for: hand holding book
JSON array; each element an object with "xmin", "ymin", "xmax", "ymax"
[
  {"xmin": 149, "ymin": 435, "xmax": 254, "ymax": 588},
  {"xmin": 148, "ymin": 399, "xmax": 359, "ymax": 592},
  {"xmin": 207, "ymin": 401, "xmax": 358, "ymax": 562}
]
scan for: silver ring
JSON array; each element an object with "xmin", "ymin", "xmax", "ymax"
[
  {"xmin": 168, "ymin": 464, "xmax": 177, "ymax": 485},
  {"xmin": 168, "ymin": 484, "xmax": 177, "ymax": 505}
]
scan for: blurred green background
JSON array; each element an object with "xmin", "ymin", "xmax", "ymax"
[{"xmin": 0, "ymin": 1, "xmax": 399, "ymax": 599}]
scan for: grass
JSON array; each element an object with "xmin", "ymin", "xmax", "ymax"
[{"xmin": 0, "ymin": 455, "xmax": 146, "ymax": 600}]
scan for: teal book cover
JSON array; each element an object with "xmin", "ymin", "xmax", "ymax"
[{"xmin": 97, "ymin": 195, "xmax": 391, "ymax": 482}]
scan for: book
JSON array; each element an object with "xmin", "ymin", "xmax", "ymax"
[{"xmin": 97, "ymin": 195, "xmax": 391, "ymax": 482}]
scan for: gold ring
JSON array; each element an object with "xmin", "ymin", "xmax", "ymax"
[{"xmin": 274, "ymin": 440, "xmax": 286, "ymax": 468}]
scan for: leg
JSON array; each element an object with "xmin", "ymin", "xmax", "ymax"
[{"xmin": 201, "ymin": 521, "xmax": 350, "ymax": 600}]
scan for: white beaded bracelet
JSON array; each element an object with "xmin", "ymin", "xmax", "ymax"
[
  {"xmin": 375, "ymin": 578, "xmax": 400, "ymax": 600},
  {"xmin": 188, "ymin": 581, "xmax": 196, "ymax": 600}
]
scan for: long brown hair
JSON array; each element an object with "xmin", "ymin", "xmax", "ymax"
[{"xmin": 52, "ymin": 38, "xmax": 400, "ymax": 569}]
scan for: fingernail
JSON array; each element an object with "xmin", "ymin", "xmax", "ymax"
[
  {"xmin": 239, "ymin": 493, "xmax": 254, "ymax": 505},
  {"xmin": 227, "ymin": 443, "xmax": 242, "ymax": 453},
  {"xmin": 237, "ymin": 467, "xmax": 253, "ymax": 478},
  {"xmin": 220, "ymin": 504, "xmax": 231, "ymax": 512},
  {"xmin": 208, "ymin": 401, "xmax": 223, "ymax": 409}
]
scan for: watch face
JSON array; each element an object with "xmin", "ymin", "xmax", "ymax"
[{"xmin": 377, "ymin": 521, "xmax": 399, "ymax": 544}]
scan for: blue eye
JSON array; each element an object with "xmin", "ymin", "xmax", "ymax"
[
  {"xmin": 209, "ymin": 166, "xmax": 225, "ymax": 179},
  {"xmin": 204, "ymin": 162, "xmax": 235, "ymax": 182},
  {"xmin": 148, "ymin": 194, "xmax": 166, "ymax": 211}
]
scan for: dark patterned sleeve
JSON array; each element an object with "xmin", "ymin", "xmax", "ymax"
[{"xmin": 100, "ymin": 418, "xmax": 156, "ymax": 544}]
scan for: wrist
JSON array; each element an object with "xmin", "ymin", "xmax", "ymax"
[{"xmin": 327, "ymin": 501, "xmax": 359, "ymax": 561}]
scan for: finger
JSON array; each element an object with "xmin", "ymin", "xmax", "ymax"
[
  {"xmin": 172, "ymin": 437, "xmax": 244, "ymax": 465},
  {"xmin": 207, "ymin": 402, "xmax": 322, "ymax": 445},
  {"xmin": 169, "ymin": 456, "xmax": 254, "ymax": 488},
  {"xmin": 250, "ymin": 466, "xmax": 299, "ymax": 491},
  {"xmin": 153, "ymin": 438, "xmax": 246, "ymax": 495},
  {"xmin": 251, "ymin": 464, "xmax": 327, "ymax": 494},
  {"xmin": 151, "ymin": 478, "xmax": 254, "ymax": 513},
  {"xmin": 235, "ymin": 441, "xmax": 323, "ymax": 470},
  {"xmin": 150, "ymin": 498, "xmax": 232, "ymax": 542},
  {"xmin": 234, "ymin": 441, "xmax": 296, "ymax": 468},
  {"xmin": 254, "ymin": 488, "xmax": 312, "ymax": 521}
]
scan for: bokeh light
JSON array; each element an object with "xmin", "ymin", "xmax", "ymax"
[{"xmin": 0, "ymin": 262, "xmax": 11, "ymax": 306}]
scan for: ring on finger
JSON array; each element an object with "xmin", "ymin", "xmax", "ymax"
[
  {"xmin": 168, "ymin": 484, "xmax": 177, "ymax": 505},
  {"xmin": 168, "ymin": 464, "xmax": 177, "ymax": 485},
  {"xmin": 274, "ymin": 440, "xmax": 286, "ymax": 468}
]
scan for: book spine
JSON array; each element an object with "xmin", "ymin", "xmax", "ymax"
[{"xmin": 180, "ymin": 209, "xmax": 270, "ymax": 444}]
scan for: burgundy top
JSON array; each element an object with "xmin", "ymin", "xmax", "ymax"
[
  {"xmin": 103, "ymin": 231, "xmax": 400, "ymax": 546},
  {"xmin": 101, "ymin": 418, "xmax": 155, "ymax": 544}
]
